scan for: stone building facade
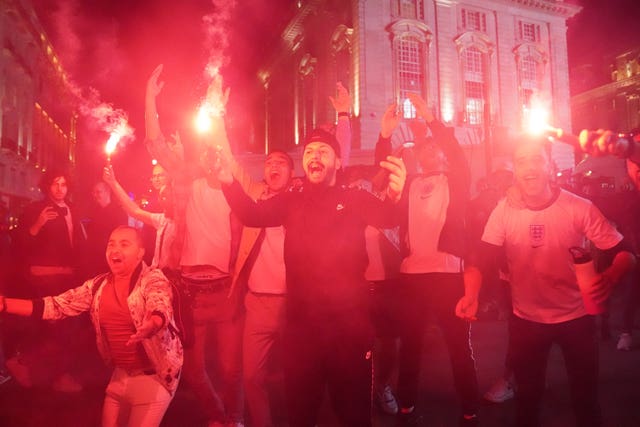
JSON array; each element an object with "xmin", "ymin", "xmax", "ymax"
[
  {"xmin": 1, "ymin": 0, "xmax": 77, "ymax": 226},
  {"xmin": 571, "ymin": 47, "xmax": 640, "ymax": 134},
  {"xmin": 256, "ymin": 0, "xmax": 581, "ymax": 181}
]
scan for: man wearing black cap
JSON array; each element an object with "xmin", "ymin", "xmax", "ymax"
[{"xmin": 214, "ymin": 128, "xmax": 406, "ymax": 427}]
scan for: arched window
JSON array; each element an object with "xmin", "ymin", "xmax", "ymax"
[
  {"xmin": 455, "ymin": 32, "xmax": 493, "ymax": 126},
  {"xmin": 389, "ymin": 20, "xmax": 432, "ymax": 119},
  {"xmin": 397, "ymin": 35, "xmax": 424, "ymax": 118},
  {"xmin": 519, "ymin": 55, "xmax": 538, "ymax": 108},
  {"xmin": 462, "ymin": 47, "xmax": 485, "ymax": 125},
  {"xmin": 514, "ymin": 44, "xmax": 547, "ymax": 123}
]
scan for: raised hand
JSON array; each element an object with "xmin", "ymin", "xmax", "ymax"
[
  {"xmin": 37, "ymin": 206, "xmax": 59, "ymax": 226},
  {"xmin": 146, "ymin": 64, "xmax": 165, "ymax": 100},
  {"xmin": 210, "ymin": 145, "xmax": 234, "ymax": 185},
  {"xmin": 329, "ymin": 82, "xmax": 351, "ymax": 114},
  {"xmin": 102, "ymin": 164, "xmax": 117, "ymax": 186},
  {"xmin": 169, "ymin": 131, "xmax": 185, "ymax": 162},
  {"xmin": 379, "ymin": 155, "xmax": 406, "ymax": 202},
  {"xmin": 380, "ymin": 104, "xmax": 400, "ymax": 138},
  {"xmin": 407, "ymin": 92, "xmax": 434, "ymax": 122}
]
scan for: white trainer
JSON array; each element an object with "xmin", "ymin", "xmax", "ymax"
[
  {"xmin": 617, "ymin": 332, "xmax": 632, "ymax": 351},
  {"xmin": 484, "ymin": 377, "xmax": 515, "ymax": 403},
  {"xmin": 376, "ymin": 384, "xmax": 399, "ymax": 415}
]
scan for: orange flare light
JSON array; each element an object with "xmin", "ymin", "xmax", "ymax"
[
  {"xmin": 526, "ymin": 106, "xmax": 552, "ymax": 136},
  {"xmin": 105, "ymin": 131, "xmax": 121, "ymax": 159}
]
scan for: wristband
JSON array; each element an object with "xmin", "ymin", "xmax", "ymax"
[{"xmin": 337, "ymin": 112, "xmax": 350, "ymax": 118}]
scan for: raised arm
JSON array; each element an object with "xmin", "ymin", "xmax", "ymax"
[
  {"xmin": 102, "ymin": 165, "xmax": 155, "ymax": 227},
  {"xmin": 370, "ymin": 104, "xmax": 401, "ymax": 192},
  {"xmin": 144, "ymin": 65, "xmax": 186, "ymax": 177},
  {"xmin": 145, "ymin": 64, "xmax": 165, "ymax": 143},
  {"xmin": 212, "ymin": 147, "xmax": 287, "ymax": 227},
  {"xmin": 330, "ymin": 82, "xmax": 352, "ymax": 166},
  {"xmin": 408, "ymin": 92, "xmax": 470, "ymax": 190}
]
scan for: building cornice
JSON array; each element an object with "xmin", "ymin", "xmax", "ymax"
[
  {"xmin": 571, "ymin": 74, "xmax": 640, "ymax": 104},
  {"xmin": 258, "ymin": 0, "xmax": 322, "ymax": 86},
  {"xmin": 496, "ymin": 0, "xmax": 582, "ymax": 18}
]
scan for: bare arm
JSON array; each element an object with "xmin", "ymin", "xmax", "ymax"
[
  {"xmin": 102, "ymin": 165, "xmax": 155, "ymax": 227},
  {"xmin": 145, "ymin": 64, "xmax": 165, "ymax": 142},
  {"xmin": 1, "ymin": 296, "xmax": 34, "ymax": 317},
  {"xmin": 330, "ymin": 82, "xmax": 352, "ymax": 166}
]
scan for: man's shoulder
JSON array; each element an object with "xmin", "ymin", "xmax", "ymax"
[
  {"xmin": 140, "ymin": 264, "xmax": 169, "ymax": 283},
  {"xmin": 555, "ymin": 188, "xmax": 593, "ymax": 208}
]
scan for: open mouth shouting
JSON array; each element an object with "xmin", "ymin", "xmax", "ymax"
[{"xmin": 306, "ymin": 162, "xmax": 325, "ymax": 180}]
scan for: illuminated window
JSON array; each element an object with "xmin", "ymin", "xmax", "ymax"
[
  {"xmin": 461, "ymin": 9, "xmax": 486, "ymax": 32},
  {"xmin": 396, "ymin": 0, "xmax": 424, "ymax": 20},
  {"xmin": 462, "ymin": 47, "xmax": 485, "ymax": 125},
  {"xmin": 519, "ymin": 55, "xmax": 539, "ymax": 110},
  {"xmin": 517, "ymin": 21, "xmax": 540, "ymax": 43},
  {"xmin": 396, "ymin": 35, "xmax": 424, "ymax": 118}
]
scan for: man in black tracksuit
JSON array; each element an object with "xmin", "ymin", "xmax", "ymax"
[{"xmin": 217, "ymin": 128, "xmax": 406, "ymax": 427}]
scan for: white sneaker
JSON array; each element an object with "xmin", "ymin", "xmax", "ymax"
[
  {"xmin": 375, "ymin": 384, "xmax": 399, "ymax": 415},
  {"xmin": 617, "ymin": 333, "xmax": 632, "ymax": 351},
  {"xmin": 0, "ymin": 372, "xmax": 11, "ymax": 386},
  {"xmin": 484, "ymin": 378, "xmax": 515, "ymax": 403}
]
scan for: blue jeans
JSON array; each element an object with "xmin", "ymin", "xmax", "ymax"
[
  {"xmin": 243, "ymin": 292, "xmax": 286, "ymax": 427},
  {"xmin": 181, "ymin": 284, "xmax": 244, "ymax": 424}
]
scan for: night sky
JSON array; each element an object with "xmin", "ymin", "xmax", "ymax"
[
  {"xmin": 31, "ymin": 0, "xmax": 296, "ymax": 195},
  {"xmin": 28, "ymin": 0, "xmax": 640, "ymax": 194}
]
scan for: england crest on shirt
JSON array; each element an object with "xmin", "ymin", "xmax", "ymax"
[{"xmin": 529, "ymin": 224, "xmax": 545, "ymax": 248}]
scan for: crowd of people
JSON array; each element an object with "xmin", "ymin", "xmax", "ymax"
[{"xmin": 0, "ymin": 64, "xmax": 639, "ymax": 427}]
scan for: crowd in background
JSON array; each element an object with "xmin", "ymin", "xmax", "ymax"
[{"xmin": 0, "ymin": 66, "xmax": 639, "ymax": 427}]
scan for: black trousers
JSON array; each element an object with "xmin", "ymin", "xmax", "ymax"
[
  {"xmin": 283, "ymin": 312, "xmax": 373, "ymax": 427},
  {"xmin": 511, "ymin": 314, "xmax": 601, "ymax": 427},
  {"xmin": 396, "ymin": 272, "xmax": 480, "ymax": 415}
]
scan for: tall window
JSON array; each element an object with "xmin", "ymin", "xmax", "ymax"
[
  {"xmin": 462, "ymin": 47, "xmax": 485, "ymax": 125},
  {"xmin": 396, "ymin": 0, "xmax": 424, "ymax": 20},
  {"xmin": 519, "ymin": 55, "xmax": 539, "ymax": 110},
  {"xmin": 397, "ymin": 35, "xmax": 424, "ymax": 118}
]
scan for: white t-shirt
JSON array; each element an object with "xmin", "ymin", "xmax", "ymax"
[
  {"xmin": 149, "ymin": 213, "xmax": 178, "ymax": 270},
  {"xmin": 247, "ymin": 226, "xmax": 287, "ymax": 294},
  {"xmin": 400, "ymin": 174, "xmax": 462, "ymax": 274},
  {"xmin": 180, "ymin": 178, "xmax": 231, "ymax": 273},
  {"xmin": 482, "ymin": 189, "xmax": 623, "ymax": 324}
]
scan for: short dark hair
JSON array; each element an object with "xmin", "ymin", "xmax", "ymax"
[
  {"xmin": 266, "ymin": 150, "xmax": 294, "ymax": 170},
  {"xmin": 39, "ymin": 168, "xmax": 72, "ymax": 195},
  {"xmin": 110, "ymin": 225, "xmax": 144, "ymax": 247}
]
